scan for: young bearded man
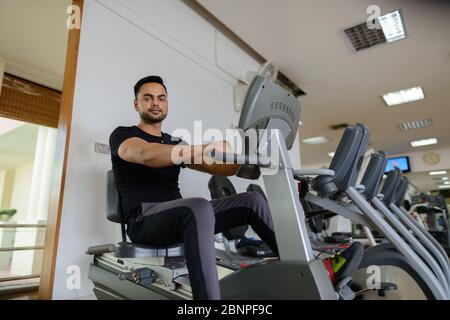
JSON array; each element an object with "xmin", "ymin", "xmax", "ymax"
[{"xmin": 109, "ymin": 76, "xmax": 279, "ymax": 300}]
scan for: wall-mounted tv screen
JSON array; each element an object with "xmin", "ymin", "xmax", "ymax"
[{"xmin": 385, "ymin": 156, "xmax": 411, "ymax": 173}]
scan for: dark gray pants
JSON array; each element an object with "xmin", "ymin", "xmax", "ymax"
[{"xmin": 127, "ymin": 191, "xmax": 278, "ymax": 300}]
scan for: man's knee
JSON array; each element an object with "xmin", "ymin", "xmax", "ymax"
[
  {"xmin": 181, "ymin": 197, "xmax": 215, "ymax": 225},
  {"xmin": 238, "ymin": 191, "xmax": 272, "ymax": 221},
  {"xmin": 239, "ymin": 191, "xmax": 268, "ymax": 209},
  {"xmin": 245, "ymin": 191, "xmax": 266, "ymax": 202}
]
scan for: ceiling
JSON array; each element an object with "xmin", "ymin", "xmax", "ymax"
[
  {"xmin": 0, "ymin": 0, "xmax": 70, "ymax": 90},
  {"xmin": 197, "ymin": 0, "xmax": 450, "ymax": 167}
]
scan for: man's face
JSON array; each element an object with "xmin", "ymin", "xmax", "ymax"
[{"xmin": 134, "ymin": 82, "xmax": 168, "ymax": 124}]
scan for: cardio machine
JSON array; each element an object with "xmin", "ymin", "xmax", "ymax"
[
  {"xmin": 87, "ymin": 74, "xmax": 359, "ymax": 300},
  {"xmin": 303, "ymin": 144, "xmax": 450, "ymax": 300}
]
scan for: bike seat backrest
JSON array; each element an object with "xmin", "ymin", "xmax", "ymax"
[
  {"xmin": 381, "ymin": 168, "xmax": 402, "ymax": 205},
  {"xmin": 360, "ymin": 152, "xmax": 387, "ymax": 200},
  {"xmin": 208, "ymin": 176, "xmax": 237, "ymax": 199},
  {"xmin": 394, "ymin": 177, "xmax": 409, "ymax": 207},
  {"xmin": 312, "ymin": 124, "xmax": 370, "ymax": 197},
  {"xmin": 106, "ymin": 170, "xmax": 122, "ymax": 223},
  {"xmin": 246, "ymin": 184, "xmax": 268, "ymax": 201}
]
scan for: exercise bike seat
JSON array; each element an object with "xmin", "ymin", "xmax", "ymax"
[
  {"xmin": 89, "ymin": 171, "xmax": 186, "ymax": 259},
  {"xmin": 115, "ymin": 242, "xmax": 184, "ymax": 258},
  {"xmin": 86, "ymin": 241, "xmax": 185, "ymax": 259}
]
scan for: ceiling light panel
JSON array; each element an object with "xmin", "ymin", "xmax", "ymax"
[
  {"xmin": 379, "ymin": 10, "xmax": 406, "ymax": 42},
  {"xmin": 383, "ymin": 87, "xmax": 425, "ymax": 106},
  {"xmin": 430, "ymin": 171, "xmax": 447, "ymax": 176},
  {"xmin": 410, "ymin": 138, "xmax": 437, "ymax": 148},
  {"xmin": 302, "ymin": 136, "xmax": 330, "ymax": 145}
]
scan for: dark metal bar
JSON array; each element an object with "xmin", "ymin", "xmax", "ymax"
[
  {"xmin": 0, "ymin": 274, "xmax": 40, "ymax": 283},
  {"xmin": 0, "ymin": 246, "xmax": 44, "ymax": 252},
  {"xmin": 0, "ymin": 224, "xmax": 47, "ymax": 228}
]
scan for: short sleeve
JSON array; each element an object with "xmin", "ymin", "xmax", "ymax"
[{"xmin": 109, "ymin": 127, "xmax": 136, "ymax": 157}]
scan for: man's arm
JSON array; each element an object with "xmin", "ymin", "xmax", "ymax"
[
  {"xmin": 185, "ymin": 141, "xmax": 239, "ymax": 177},
  {"xmin": 118, "ymin": 138, "xmax": 239, "ymax": 176},
  {"xmin": 186, "ymin": 163, "xmax": 239, "ymax": 177}
]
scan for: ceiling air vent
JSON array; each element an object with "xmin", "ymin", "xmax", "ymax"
[
  {"xmin": 344, "ymin": 10, "xmax": 406, "ymax": 52},
  {"xmin": 344, "ymin": 22, "xmax": 386, "ymax": 51},
  {"xmin": 399, "ymin": 119, "xmax": 433, "ymax": 131}
]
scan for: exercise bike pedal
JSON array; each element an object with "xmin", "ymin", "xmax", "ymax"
[
  {"xmin": 377, "ymin": 282, "xmax": 397, "ymax": 297},
  {"xmin": 354, "ymin": 281, "xmax": 398, "ymax": 298},
  {"xmin": 118, "ymin": 268, "xmax": 155, "ymax": 285},
  {"xmin": 335, "ymin": 276, "xmax": 355, "ymax": 300}
]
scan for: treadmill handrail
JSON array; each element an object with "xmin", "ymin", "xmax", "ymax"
[
  {"xmin": 347, "ymin": 186, "xmax": 448, "ymax": 300},
  {"xmin": 293, "ymin": 169, "xmax": 335, "ymax": 177},
  {"xmin": 393, "ymin": 204, "xmax": 450, "ymax": 289},
  {"xmin": 372, "ymin": 198, "xmax": 449, "ymax": 296}
]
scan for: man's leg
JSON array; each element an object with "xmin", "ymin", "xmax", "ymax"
[
  {"xmin": 127, "ymin": 197, "xmax": 220, "ymax": 300},
  {"xmin": 211, "ymin": 191, "xmax": 279, "ymax": 256},
  {"xmin": 211, "ymin": 192, "xmax": 364, "ymax": 286}
]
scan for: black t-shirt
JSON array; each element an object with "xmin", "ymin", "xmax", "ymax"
[{"xmin": 109, "ymin": 126, "xmax": 184, "ymax": 222}]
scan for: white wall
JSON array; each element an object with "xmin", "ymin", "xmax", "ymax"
[
  {"xmin": 0, "ymin": 170, "xmax": 14, "ymax": 210},
  {"xmin": 8, "ymin": 127, "xmax": 56, "ymax": 277},
  {"xmin": 10, "ymin": 163, "xmax": 33, "ymax": 221},
  {"xmin": 391, "ymin": 147, "xmax": 450, "ymax": 173},
  {"xmin": 10, "ymin": 226, "xmax": 46, "ymax": 276},
  {"xmin": 0, "ymin": 170, "xmax": 5, "ymax": 207},
  {"xmin": 27, "ymin": 126, "xmax": 57, "ymax": 221},
  {"xmin": 53, "ymin": 0, "xmax": 301, "ymax": 299}
]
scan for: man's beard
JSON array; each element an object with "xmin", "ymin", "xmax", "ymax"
[{"xmin": 139, "ymin": 109, "xmax": 167, "ymax": 124}]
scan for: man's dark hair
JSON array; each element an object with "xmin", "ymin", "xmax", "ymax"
[{"xmin": 134, "ymin": 75, "xmax": 167, "ymax": 98}]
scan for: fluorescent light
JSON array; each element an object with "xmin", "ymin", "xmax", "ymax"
[
  {"xmin": 438, "ymin": 185, "xmax": 450, "ymax": 190},
  {"xmin": 378, "ymin": 10, "xmax": 406, "ymax": 43},
  {"xmin": 444, "ymin": 182, "xmax": 450, "ymax": 185},
  {"xmin": 383, "ymin": 87, "xmax": 425, "ymax": 106},
  {"xmin": 430, "ymin": 171, "xmax": 447, "ymax": 176},
  {"xmin": 443, "ymin": 177, "xmax": 449, "ymax": 181},
  {"xmin": 302, "ymin": 136, "xmax": 330, "ymax": 145},
  {"xmin": 410, "ymin": 138, "xmax": 437, "ymax": 147},
  {"xmin": 328, "ymin": 152, "xmax": 335, "ymax": 158}
]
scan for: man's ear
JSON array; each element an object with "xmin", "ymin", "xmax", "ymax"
[{"xmin": 133, "ymin": 99, "xmax": 138, "ymax": 111}]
